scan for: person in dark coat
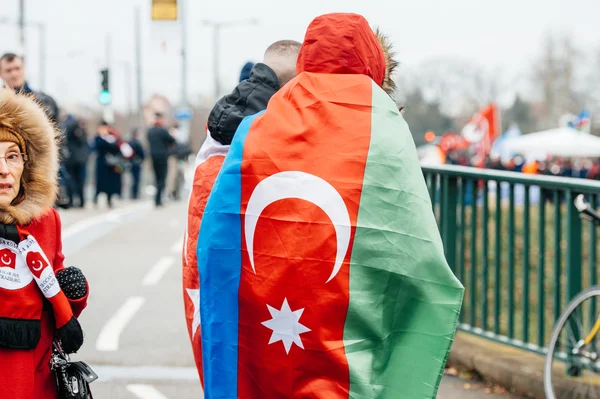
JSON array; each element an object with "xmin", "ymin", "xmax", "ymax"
[
  {"xmin": 128, "ymin": 127, "xmax": 146, "ymax": 200},
  {"xmin": 147, "ymin": 113, "xmax": 175, "ymax": 207},
  {"xmin": 207, "ymin": 40, "xmax": 301, "ymax": 147},
  {"xmin": 64, "ymin": 116, "xmax": 89, "ymax": 208},
  {"xmin": 93, "ymin": 122, "xmax": 123, "ymax": 208},
  {"xmin": 0, "ymin": 53, "xmax": 59, "ymax": 124}
]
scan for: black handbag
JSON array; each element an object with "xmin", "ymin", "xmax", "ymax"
[{"xmin": 50, "ymin": 342, "xmax": 98, "ymax": 399}]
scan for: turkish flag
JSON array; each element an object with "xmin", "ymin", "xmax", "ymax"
[
  {"xmin": 0, "ymin": 248, "xmax": 17, "ymax": 269},
  {"xmin": 461, "ymin": 103, "xmax": 500, "ymax": 166},
  {"xmin": 26, "ymin": 251, "xmax": 49, "ymax": 279}
]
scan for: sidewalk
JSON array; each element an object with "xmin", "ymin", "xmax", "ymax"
[{"xmin": 448, "ymin": 331, "xmax": 599, "ymax": 398}]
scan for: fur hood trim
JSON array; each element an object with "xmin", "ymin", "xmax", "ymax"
[
  {"xmin": 0, "ymin": 89, "xmax": 58, "ymax": 225},
  {"xmin": 375, "ymin": 28, "xmax": 398, "ymax": 95}
]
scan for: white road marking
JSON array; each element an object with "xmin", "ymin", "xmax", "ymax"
[
  {"xmin": 142, "ymin": 257, "xmax": 174, "ymax": 286},
  {"xmin": 170, "ymin": 238, "xmax": 183, "ymax": 254},
  {"xmin": 96, "ymin": 296, "xmax": 146, "ymax": 352},
  {"xmin": 168, "ymin": 218, "xmax": 179, "ymax": 228},
  {"xmin": 126, "ymin": 384, "xmax": 169, "ymax": 399},
  {"xmin": 92, "ymin": 365, "xmax": 198, "ymax": 381},
  {"xmin": 62, "ymin": 201, "xmax": 152, "ymax": 240}
]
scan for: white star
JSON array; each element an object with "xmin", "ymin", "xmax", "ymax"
[
  {"xmin": 261, "ymin": 298, "xmax": 311, "ymax": 354},
  {"xmin": 186, "ymin": 288, "xmax": 200, "ymax": 338}
]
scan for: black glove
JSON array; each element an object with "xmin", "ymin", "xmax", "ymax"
[{"xmin": 56, "ymin": 267, "xmax": 88, "ymax": 300}]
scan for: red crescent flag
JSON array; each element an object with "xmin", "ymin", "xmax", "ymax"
[{"xmin": 461, "ymin": 103, "xmax": 500, "ymax": 167}]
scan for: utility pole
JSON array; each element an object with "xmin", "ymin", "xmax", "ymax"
[
  {"xmin": 178, "ymin": 0, "xmax": 191, "ymax": 141},
  {"xmin": 119, "ymin": 61, "xmax": 133, "ymax": 117},
  {"xmin": 37, "ymin": 23, "xmax": 45, "ymax": 91},
  {"xmin": 135, "ymin": 6, "xmax": 143, "ymax": 127},
  {"xmin": 18, "ymin": 0, "xmax": 25, "ymax": 56},
  {"xmin": 103, "ymin": 33, "xmax": 114, "ymax": 124},
  {"xmin": 213, "ymin": 24, "xmax": 220, "ymax": 102},
  {"xmin": 180, "ymin": 0, "xmax": 188, "ymax": 107},
  {"xmin": 0, "ymin": 18, "xmax": 46, "ymax": 91},
  {"xmin": 202, "ymin": 19, "xmax": 259, "ymax": 102}
]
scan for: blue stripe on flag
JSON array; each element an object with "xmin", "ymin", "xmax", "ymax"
[{"xmin": 197, "ymin": 112, "xmax": 263, "ymax": 398}]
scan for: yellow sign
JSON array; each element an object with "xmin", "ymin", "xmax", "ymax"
[{"xmin": 152, "ymin": 0, "xmax": 178, "ymax": 21}]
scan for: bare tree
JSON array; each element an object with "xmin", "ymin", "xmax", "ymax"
[
  {"xmin": 396, "ymin": 57, "xmax": 501, "ymax": 118},
  {"xmin": 583, "ymin": 46, "xmax": 600, "ymax": 134},
  {"xmin": 531, "ymin": 33, "xmax": 585, "ymax": 129}
]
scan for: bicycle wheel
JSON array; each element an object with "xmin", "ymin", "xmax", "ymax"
[{"xmin": 544, "ymin": 286, "xmax": 600, "ymax": 399}]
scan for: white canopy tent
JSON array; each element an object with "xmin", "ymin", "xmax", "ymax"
[
  {"xmin": 417, "ymin": 144, "xmax": 445, "ymax": 166},
  {"xmin": 503, "ymin": 127, "xmax": 600, "ymax": 158}
]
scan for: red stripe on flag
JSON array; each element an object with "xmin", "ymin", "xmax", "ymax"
[{"xmin": 238, "ymin": 75, "xmax": 373, "ymax": 397}]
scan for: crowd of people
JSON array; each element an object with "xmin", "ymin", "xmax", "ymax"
[
  {"xmin": 446, "ymin": 148, "xmax": 600, "ymax": 181},
  {"xmin": 0, "ymin": 51, "xmax": 193, "ymax": 211},
  {"xmin": 57, "ymin": 113, "xmax": 190, "ymax": 209}
]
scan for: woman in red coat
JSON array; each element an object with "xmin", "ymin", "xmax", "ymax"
[{"xmin": 0, "ymin": 88, "xmax": 89, "ymax": 398}]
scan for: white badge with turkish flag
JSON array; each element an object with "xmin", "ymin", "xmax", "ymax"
[
  {"xmin": 18, "ymin": 235, "xmax": 60, "ymax": 298},
  {"xmin": 0, "ymin": 238, "xmax": 32, "ymax": 290}
]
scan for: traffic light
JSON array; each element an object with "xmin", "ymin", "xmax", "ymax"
[
  {"xmin": 100, "ymin": 69, "xmax": 109, "ymax": 91},
  {"xmin": 99, "ymin": 69, "xmax": 111, "ymax": 105}
]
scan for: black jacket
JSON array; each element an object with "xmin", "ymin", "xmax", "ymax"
[
  {"xmin": 207, "ymin": 63, "xmax": 280, "ymax": 145},
  {"xmin": 20, "ymin": 82, "xmax": 59, "ymax": 124},
  {"xmin": 64, "ymin": 119, "xmax": 89, "ymax": 166},
  {"xmin": 128, "ymin": 138, "xmax": 146, "ymax": 165},
  {"xmin": 147, "ymin": 125, "xmax": 175, "ymax": 159}
]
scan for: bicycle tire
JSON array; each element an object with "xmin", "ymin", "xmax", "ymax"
[{"xmin": 544, "ymin": 285, "xmax": 600, "ymax": 399}]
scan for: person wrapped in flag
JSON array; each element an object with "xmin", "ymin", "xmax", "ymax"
[
  {"xmin": 182, "ymin": 40, "xmax": 301, "ymax": 384},
  {"xmin": 197, "ymin": 12, "xmax": 464, "ymax": 398},
  {"xmin": 0, "ymin": 88, "xmax": 89, "ymax": 399}
]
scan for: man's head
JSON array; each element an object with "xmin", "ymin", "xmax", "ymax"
[
  {"xmin": 0, "ymin": 53, "xmax": 26, "ymax": 90},
  {"xmin": 154, "ymin": 112, "xmax": 165, "ymax": 126},
  {"xmin": 263, "ymin": 40, "xmax": 302, "ymax": 87}
]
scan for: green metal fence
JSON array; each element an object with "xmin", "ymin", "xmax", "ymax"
[{"xmin": 423, "ymin": 165, "xmax": 600, "ymax": 354}]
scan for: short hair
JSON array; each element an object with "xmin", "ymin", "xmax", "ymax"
[
  {"xmin": 263, "ymin": 40, "xmax": 301, "ymax": 87},
  {"xmin": 0, "ymin": 53, "xmax": 22, "ymax": 70},
  {"xmin": 264, "ymin": 40, "xmax": 301, "ymax": 59},
  {"xmin": 0, "ymin": 53, "xmax": 21, "ymax": 64}
]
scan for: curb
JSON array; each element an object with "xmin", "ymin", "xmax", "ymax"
[
  {"xmin": 448, "ymin": 332, "xmax": 600, "ymax": 398},
  {"xmin": 448, "ymin": 332, "xmax": 545, "ymax": 398}
]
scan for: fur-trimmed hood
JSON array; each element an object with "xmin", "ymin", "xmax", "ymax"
[
  {"xmin": 375, "ymin": 28, "xmax": 398, "ymax": 95},
  {"xmin": 296, "ymin": 13, "xmax": 398, "ymax": 95},
  {"xmin": 0, "ymin": 89, "xmax": 58, "ymax": 225}
]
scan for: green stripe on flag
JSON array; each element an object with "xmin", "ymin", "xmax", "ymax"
[{"xmin": 344, "ymin": 82, "xmax": 464, "ymax": 398}]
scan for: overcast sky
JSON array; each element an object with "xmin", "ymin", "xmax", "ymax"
[{"xmin": 0, "ymin": 0, "xmax": 598, "ymax": 112}]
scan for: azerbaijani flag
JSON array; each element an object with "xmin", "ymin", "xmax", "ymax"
[{"xmin": 197, "ymin": 71, "xmax": 464, "ymax": 398}]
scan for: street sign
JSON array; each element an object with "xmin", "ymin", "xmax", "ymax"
[
  {"xmin": 151, "ymin": 0, "xmax": 178, "ymax": 21},
  {"xmin": 174, "ymin": 108, "xmax": 193, "ymax": 120}
]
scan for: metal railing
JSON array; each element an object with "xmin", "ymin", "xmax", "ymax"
[{"xmin": 423, "ymin": 165, "xmax": 600, "ymax": 353}]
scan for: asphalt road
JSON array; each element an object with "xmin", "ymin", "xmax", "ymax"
[{"xmin": 57, "ymin": 199, "xmax": 519, "ymax": 399}]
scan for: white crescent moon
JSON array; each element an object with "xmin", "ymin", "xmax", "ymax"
[
  {"xmin": 245, "ymin": 171, "xmax": 351, "ymax": 283},
  {"xmin": 1, "ymin": 254, "xmax": 11, "ymax": 266},
  {"xmin": 32, "ymin": 260, "xmax": 44, "ymax": 272}
]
